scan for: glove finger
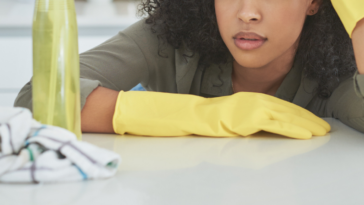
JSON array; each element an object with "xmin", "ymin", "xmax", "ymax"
[
  {"xmin": 248, "ymin": 93, "xmax": 330, "ymax": 132},
  {"xmin": 267, "ymin": 110, "xmax": 328, "ymax": 136},
  {"xmin": 263, "ymin": 100, "xmax": 331, "ymax": 132},
  {"xmin": 258, "ymin": 120, "xmax": 313, "ymax": 140}
]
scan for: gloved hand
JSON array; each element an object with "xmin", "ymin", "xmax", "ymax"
[
  {"xmin": 113, "ymin": 91, "xmax": 331, "ymax": 139},
  {"xmin": 331, "ymin": 0, "xmax": 364, "ymax": 37}
]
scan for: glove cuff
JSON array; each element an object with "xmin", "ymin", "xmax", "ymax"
[
  {"xmin": 112, "ymin": 90, "xmax": 126, "ymax": 135},
  {"xmin": 331, "ymin": 0, "xmax": 364, "ymax": 37}
]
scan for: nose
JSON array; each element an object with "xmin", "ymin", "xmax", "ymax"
[{"xmin": 237, "ymin": 1, "xmax": 262, "ymax": 23}]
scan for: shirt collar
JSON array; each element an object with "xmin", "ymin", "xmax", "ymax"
[
  {"xmin": 274, "ymin": 59, "xmax": 303, "ymax": 102},
  {"xmin": 200, "ymin": 56, "xmax": 234, "ymax": 97}
]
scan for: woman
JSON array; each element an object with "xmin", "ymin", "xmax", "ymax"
[{"xmin": 15, "ymin": 0, "xmax": 364, "ymax": 139}]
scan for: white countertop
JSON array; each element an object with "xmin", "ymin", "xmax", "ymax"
[{"xmin": 1, "ymin": 118, "xmax": 364, "ymax": 205}]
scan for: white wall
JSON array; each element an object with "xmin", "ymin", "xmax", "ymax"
[
  {"xmin": 0, "ymin": 0, "xmax": 140, "ymax": 107},
  {"xmin": 0, "ymin": 36, "xmax": 113, "ymax": 107}
]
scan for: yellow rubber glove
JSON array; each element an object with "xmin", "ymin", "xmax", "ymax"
[
  {"xmin": 331, "ymin": 0, "xmax": 364, "ymax": 37},
  {"xmin": 113, "ymin": 91, "xmax": 331, "ymax": 139}
]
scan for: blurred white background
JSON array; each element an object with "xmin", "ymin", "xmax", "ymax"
[{"xmin": 0, "ymin": 0, "xmax": 141, "ymax": 106}]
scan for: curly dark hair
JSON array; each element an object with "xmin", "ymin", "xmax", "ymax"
[{"xmin": 138, "ymin": 0, "xmax": 357, "ymax": 99}]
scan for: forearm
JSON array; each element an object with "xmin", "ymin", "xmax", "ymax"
[
  {"xmin": 81, "ymin": 86, "xmax": 119, "ymax": 133},
  {"xmin": 352, "ymin": 18, "xmax": 364, "ymax": 74}
]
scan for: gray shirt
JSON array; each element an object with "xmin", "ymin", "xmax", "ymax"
[{"xmin": 14, "ymin": 19, "xmax": 364, "ymax": 133}]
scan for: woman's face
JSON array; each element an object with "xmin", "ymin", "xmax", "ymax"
[{"xmin": 215, "ymin": 0, "xmax": 320, "ymax": 68}]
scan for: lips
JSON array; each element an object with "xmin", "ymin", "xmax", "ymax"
[{"xmin": 233, "ymin": 32, "xmax": 267, "ymax": 50}]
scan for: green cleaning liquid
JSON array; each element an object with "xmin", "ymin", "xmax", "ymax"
[{"xmin": 32, "ymin": 0, "xmax": 81, "ymax": 140}]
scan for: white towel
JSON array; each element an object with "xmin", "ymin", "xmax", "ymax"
[{"xmin": 0, "ymin": 107, "xmax": 121, "ymax": 183}]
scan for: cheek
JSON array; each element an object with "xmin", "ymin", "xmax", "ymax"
[
  {"xmin": 268, "ymin": 8, "xmax": 306, "ymax": 49},
  {"xmin": 215, "ymin": 0, "xmax": 238, "ymax": 38}
]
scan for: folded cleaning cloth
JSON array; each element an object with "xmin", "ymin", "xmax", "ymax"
[{"xmin": 0, "ymin": 107, "xmax": 121, "ymax": 183}]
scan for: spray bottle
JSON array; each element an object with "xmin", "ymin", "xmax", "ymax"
[{"xmin": 32, "ymin": 0, "xmax": 81, "ymax": 139}]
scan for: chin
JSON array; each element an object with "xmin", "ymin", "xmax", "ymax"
[{"xmin": 234, "ymin": 56, "xmax": 270, "ymax": 69}]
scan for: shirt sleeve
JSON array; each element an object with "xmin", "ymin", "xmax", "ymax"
[
  {"xmin": 14, "ymin": 20, "xmax": 151, "ymax": 111},
  {"xmin": 325, "ymin": 71, "xmax": 364, "ymax": 133}
]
